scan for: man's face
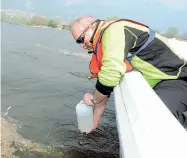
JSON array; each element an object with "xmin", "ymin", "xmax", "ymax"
[{"xmin": 72, "ymin": 23, "xmax": 94, "ymax": 51}]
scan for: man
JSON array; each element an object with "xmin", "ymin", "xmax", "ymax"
[{"xmin": 71, "ymin": 16, "xmax": 187, "ymax": 133}]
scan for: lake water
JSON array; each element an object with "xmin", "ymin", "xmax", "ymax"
[{"xmin": 1, "ymin": 23, "xmax": 119, "ymax": 158}]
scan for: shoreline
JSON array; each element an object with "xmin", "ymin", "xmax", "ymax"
[
  {"xmin": 1, "ymin": 117, "xmax": 64, "ymax": 157},
  {"xmin": 1, "ymin": 22, "xmax": 71, "ymax": 30},
  {"xmin": 1, "ymin": 117, "xmax": 16, "ymax": 157}
]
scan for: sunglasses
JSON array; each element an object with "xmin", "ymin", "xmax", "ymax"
[{"xmin": 76, "ymin": 20, "xmax": 99, "ymax": 44}]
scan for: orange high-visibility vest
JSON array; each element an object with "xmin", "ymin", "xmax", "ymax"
[{"xmin": 89, "ymin": 19, "xmax": 149, "ymax": 79}]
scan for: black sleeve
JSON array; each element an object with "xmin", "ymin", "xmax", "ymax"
[{"xmin": 95, "ymin": 79, "xmax": 114, "ymax": 97}]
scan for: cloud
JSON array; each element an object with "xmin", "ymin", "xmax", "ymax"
[
  {"xmin": 156, "ymin": 0, "xmax": 187, "ymax": 9},
  {"xmin": 25, "ymin": 0, "xmax": 34, "ymax": 11}
]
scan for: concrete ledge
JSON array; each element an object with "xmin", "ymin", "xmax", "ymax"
[{"xmin": 114, "ymin": 71, "xmax": 187, "ymax": 158}]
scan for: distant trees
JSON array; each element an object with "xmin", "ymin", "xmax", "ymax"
[
  {"xmin": 158, "ymin": 27, "xmax": 187, "ymax": 40},
  {"xmin": 47, "ymin": 17, "xmax": 61, "ymax": 28},
  {"xmin": 1, "ymin": 11, "xmax": 65, "ymax": 29},
  {"xmin": 30, "ymin": 15, "xmax": 47, "ymax": 26},
  {"xmin": 164, "ymin": 27, "xmax": 179, "ymax": 38},
  {"xmin": 1, "ymin": 12, "xmax": 187, "ymax": 40},
  {"xmin": 47, "ymin": 20, "xmax": 57, "ymax": 28}
]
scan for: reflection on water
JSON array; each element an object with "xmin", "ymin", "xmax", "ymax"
[{"xmin": 2, "ymin": 23, "xmax": 119, "ymax": 158}]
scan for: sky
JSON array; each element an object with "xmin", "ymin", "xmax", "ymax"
[{"xmin": 1, "ymin": 0, "xmax": 187, "ymax": 33}]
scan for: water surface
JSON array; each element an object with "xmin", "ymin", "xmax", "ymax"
[{"xmin": 1, "ymin": 23, "xmax": 119, "ymax": 158}]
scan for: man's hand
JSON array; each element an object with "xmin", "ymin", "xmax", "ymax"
[
  {"xmin": 83, "ymin": 92, "xmax": 109, "ymax": 133},
  {"xmin": 83, "ymin": 93, "xmax": 95, "ymax": 106}
]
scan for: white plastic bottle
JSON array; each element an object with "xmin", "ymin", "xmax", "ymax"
[{"xmin": 76, "ymin": 100, "xmax": 94, "ymax": 133}]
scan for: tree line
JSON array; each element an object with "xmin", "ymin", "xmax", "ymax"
[
  {"xmin": 1, "ymin": 13, "xmax": 186, "ymax": 40},
  {"xmin": 1, "ymin": 12, "xmax": 70, "ymax": 30}
]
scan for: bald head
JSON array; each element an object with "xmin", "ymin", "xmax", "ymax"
[{"xmin": 71, "ymin": 16, "xmax": 98, "ymax": 41}]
